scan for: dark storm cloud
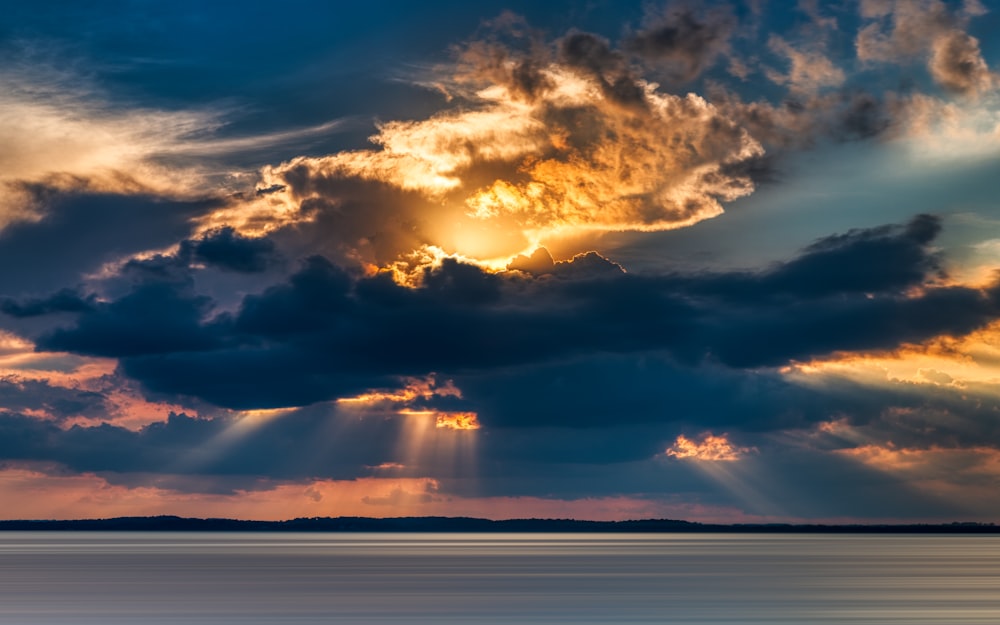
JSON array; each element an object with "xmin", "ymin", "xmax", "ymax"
[
  {"xmin": 457, "ymin": 356, "xmax": 833, "ymax": 432},
  {"xmin": 0, "ymin": 362, "xmax": 996, "ymax": 518},
  {"xmin": 0, "ymin": 377, "xmax": 108, "ymax": 421},
  {"xmin": 38, "ymin": 283, "xmax": 221, "ymax": 358},
  {"xmin": 270, "ymin": 168, "xmax": 443, "ymax": 267},
  {"xmin": 507, "ymin": 248, "xmax": 625, "ymax": 277},
  {"xmin": 625, "ymin": 5, "xmax": 735, "ymax": 83},
  {"xmin": 0, "ymin": 185, "xmax": 221, "ymax": 297},
  {"xmin": 20, "ymin": 215, "xmax": 1000, "ymax": 411},
  {"xmin": 0, "ymin": 289, "xmax": 96, "ymax": 318},
  {"xmin": 180, "ymin": 227, "xmax": 278, "ymax": 273},
  {"xmin": 454, "ymin": 433, "xmax": 962, "ymax": 521},
  {"xmin": 119, "ymin": 227, "xmax": 279, "ymax": 278},
  {"xmin": 677, "ymin": 213, "xmax": 943, "ymax": 300},
  {"xmin": 0, "ymin": 407, "xmax": 409, "ymax": 484}
]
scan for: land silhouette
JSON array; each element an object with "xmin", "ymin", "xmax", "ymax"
[{"xmin": 0, "ymin": 516, "xmax": 996, "ymax": 533}]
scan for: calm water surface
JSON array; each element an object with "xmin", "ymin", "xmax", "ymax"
[{"xmin": 0, "ymin": 533, "xmax": 997, "ymax": 624}]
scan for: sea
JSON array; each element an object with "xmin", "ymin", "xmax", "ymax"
[{"xmin": 0, "ymin": 532, "xmax": 997, "ymax": 624}]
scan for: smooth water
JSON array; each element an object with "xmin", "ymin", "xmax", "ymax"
[{"xmin": 0, "ymin": 532, "xmax": 998, "ymax": 624}]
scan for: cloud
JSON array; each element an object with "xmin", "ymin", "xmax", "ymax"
[
  {"xmin": 6, "ymin": 0, "xmax": 1000, "ymax": 524},
  {"xmin": 242, "ymin": 25, "xmax": 764, "ymax": 266},
  {"xmin": 698, "ymin": 2, "xmax": 994, "ymax": 154},
  {"xmin": 1, "ymin": 289, "xmax": 96, "ymax": 318},
  {"xmin": 179, "ymin": 227, "xmax": 278, "ymax": 274},
  {"xmin": 711, "ymin": 87, "xmax": 900, "ymax": 150},
  {"xmin": 624, "ymin": 5, "xmax": 735, "ymax": 83},
  {"xmin": 665, "ymin": 433, "xmax": 755, "ymax": 461},
  {"xmin": 0, "ymin": 67, "xmax": 223, "ymax": 228},
  {"xmin": 38, "ymin": 282, "xmax": 221, "ymax": 358},
  {"xmin": 432, "ymin": 411, "xmax": 480, "ymax": 431},
  {"xmin": 765, "ymin": 35, "xmax": 845, "ymax": 94},
  {"xmin": 0, "ymin": 188, "xmax": 221, "ymax": 297},
  {"xmin": 120, "ymin": 227, "xmax": 279, "ymax": 278},
  {"xmin": 17, "ymin": 214, "xmax": 1000, "ymax": 412},
  {"xmin": 856, "ymin": 0, "xmax": 994, "ymax": 96},
  {"xmin": 796, "ymin": 0, "xmax": 839, "ymax": 31},
  {"xmin": 927, "ymin": 29, "xmax": 994, "ymax": 95},
  {"xmin": 361, "ymin": 484, "xmax": 438, "ymax": 506},
  {"xmin": 336, "ymin": 374, "xmax": 462, "ymax": 408},
  {"xmin": 0, "ymin": 399, "xmax": 479, "ymax": 486},
  {"xmin": 507, "ymin": 248, "xmax": 625, "ymax": 277},
  {"xmin": 0, "ymin": 376, "xmax": 109, "ymax": 421}
]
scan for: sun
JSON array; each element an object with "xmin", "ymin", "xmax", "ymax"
[{"xmin": 428, "ymin": 212, "xmax": 534, "ymax": 267}]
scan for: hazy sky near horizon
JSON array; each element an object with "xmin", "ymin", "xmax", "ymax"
[{"xmin": 3, "ymin": 0, "xmax": 1000, "ymax": 523}]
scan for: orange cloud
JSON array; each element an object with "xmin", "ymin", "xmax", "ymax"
[
  {"xmin": 666, "ymin": 433, "xmax": 755, "ymax": 462},
  {"xmin": 337, "ymin": 375, "xmax": 462, "ymax": 406},
  {"xmin": 782, "ymin": 319, "xmax": 1000, "ymax": 394},
  {"xmin": 395, "ymin": 409, "xmax": 481, "ymax": 431},
  {"xmin": 238, "ymin": 44, "xmax": 763, "ymax": 270},
  {"xmin": 836, "ymin": 443, "xmax": 1000, "ymax": 508},
  {"xmin": 433, "ymin": 412, "xmax": 480, "ymax": 431},
  {"xmin": 0, "ymin": 330, "xmax": 200, "ymax": 430},
  {"xmin": 859, "ymin": 442, "xmax": 999, "ymax": 475}
]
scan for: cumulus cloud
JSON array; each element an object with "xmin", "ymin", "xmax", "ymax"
[
  {"xmin": 765, "ymin": 35, "xmax": 846, "ymax": 94},
  {"xmin": 242, "ymin": 26, "xmax": 763, "ymax": 266},
  {"xmin": 624, "ymin": 5, "xmax": 736, "ymax": 83},
  {"xmin": 666, "ymin": 433, "xmax": 754, "ymax": 461},
  {"xmin": 10, "ymin": 214, "xmax": 998, "ymax": 411},
  {"xmin": 432, "ymin": 411, "xmax": 481, "ymax": 430},
  {"xmin": 39, "ymin": 282, "xmax": 220, "ymax": 358},
  {"xmin": 856, "ymin": 0, "xmax": 994, "ymax": 96},
  {"xmin": 0, "ymin": 376, "xmax": 109, "ymax": 421},
  {"xmin": 0, "ymin": 189, "xmax": 225, "ymax": 298},
  {"xmin": 1, "ymin": 289, "xmax": 96, "ymax": 318},
  {"xmin": 120, "ymin": 227, "xmax": 279, "ymax": 279},
  {"xmin": 694, "ymin": 0, "xmax": 994, "ymax": 154},
  {"xmin": 928, "ymin": 30, "xmax": 993, "ymax": 95}
]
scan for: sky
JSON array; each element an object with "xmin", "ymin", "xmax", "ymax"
[{"xmin": 2, "ymin": 0, "xmax": 1000, "ymax": 523}]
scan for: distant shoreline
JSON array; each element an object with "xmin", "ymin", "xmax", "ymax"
[{"xmin": 0, "ymin": 516, "xmax": 997, "ymax": 533}]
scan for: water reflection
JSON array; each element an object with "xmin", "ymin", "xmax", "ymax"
[{"xmin": 0, "ymin": 533, "xmax": 998, "ymax": 624}]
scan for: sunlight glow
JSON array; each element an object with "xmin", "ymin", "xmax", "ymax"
[
  {"xmin": 783, "ymin": 320, "xmax": 1000, "ymax": 395},
  {"xmin": 208, "ymin": 58, "xmax": 763, "ymax": 275},
  {"xmin": 666, "ymin": 433, "xmax": 755, "ymax": 462},
  {"xmin": 436, "ymin": 412, "xmax": 481, "ymax": 430},
  {"xmin": 336, "ymin": 375, "xmax": 462, "ymax": 405}
]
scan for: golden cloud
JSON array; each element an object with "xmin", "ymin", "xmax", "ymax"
[
  {"xmin": 666, "ymin": 433, "xmax": 755, "ymax": 462},
  {"xmin": 336, "ymin": 375, "xmax": 463, "ymax": 406},
  {"xmin": 781, "ymin": 319, "xmax": 1000, "ymax": 394},
  {"xmin": 248, "ymin": 46, "xmax": 763, "ymax": 268},
  {"xmin": 433, "ymin": 412, "xmax": 481, "ymax": 431},
  {"xmin": 835, "ymin": 443, "xmax": 1000, "ymax": 509}
]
